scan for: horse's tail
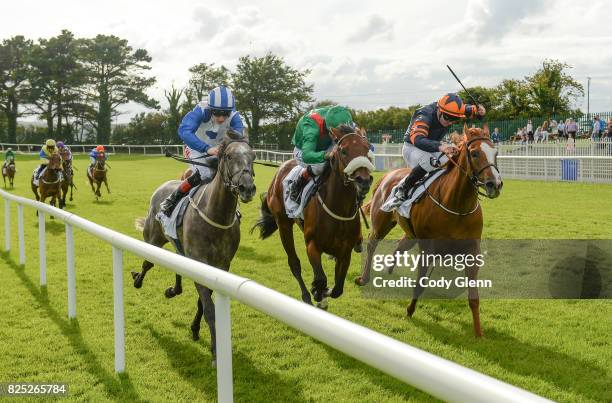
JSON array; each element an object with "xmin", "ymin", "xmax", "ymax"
[
  {"xmin": 134, "ymin": 217, "xmax": 146, "ymax": 232},
  {"xmin": 250, "ymin": 192, "xmax": 278, "ymax": 239},
  {"xmin": 362, "ymin": 176, "xmax": 384, "ymax": 215}
]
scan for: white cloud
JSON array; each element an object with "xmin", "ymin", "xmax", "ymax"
[{"xmin": 1, "ymin": 0, "xmax": 612, "ymax": 122}]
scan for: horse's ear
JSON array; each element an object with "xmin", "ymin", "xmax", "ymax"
[
  {"xmin": 463, "ymin": 123, "xmax": 470, "ymax": 137},
  {"xmin": 482, "ymin": 122, "xmax": 490, "ymax": 137},
  {"xmin": 330, "ymin": 127, "xmax": 340, "ymax": 140}
]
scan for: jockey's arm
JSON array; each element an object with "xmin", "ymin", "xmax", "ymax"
[
  {"xmin": 301, "ymin": 119, "xmax": 327, "ymax": 164},
  {"xmin": 179, "ymin": 105, "xmax": 210, "ymax": 153},
  {"xmin": 39, "ymin": 149, "xmax": 50, "ymax": 164},
  {"xmin": 409, "ymin": 115, "xmax": 441, "ymax": 153}
]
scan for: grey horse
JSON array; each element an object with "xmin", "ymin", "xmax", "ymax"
[{"xmin": 131, "ymin": 132, "xmax": 256, "ymax": 365}]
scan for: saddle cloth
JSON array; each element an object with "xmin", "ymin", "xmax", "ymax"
[
  {"xmin": 156, "ymin": 185, "xmax": 200, "ymax": 241},
  {"xmin": 32, "ymin": 167, "xmax": 63, "ymax": 187},
  {"xmin": 283, "ymin": 165, "xmax": 318, "ymax": 220},
  {"xmin": 381, "ymin": 169, "xmax": 447, "ymax": 218}
]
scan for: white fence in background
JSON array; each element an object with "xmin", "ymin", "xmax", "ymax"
[
  {"xmin": 0, "ymin": 143, "xmax": 185, "ymax": 156},
  {"xmin": 253, "ymin": 149, "xmax": 612, "ymax": 183},
  {"xmin": 0, "ymin": 189, "xmax": 549, "ymax": 403},
  {"xmin": 372, "ymin": 139, "xmax": 612, "ymax": 157}
]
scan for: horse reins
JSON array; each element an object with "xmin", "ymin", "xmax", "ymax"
[
  {"xmin": 189, "ymin": 140, "xmax": 253, "ymax": 229},
  {"xmin": 424, "ymin": 136, "xmax": 499, "ymax": 216},
  {"xmin": 317, "ymin": 131, "xmax": 370, "ymax": 223}
]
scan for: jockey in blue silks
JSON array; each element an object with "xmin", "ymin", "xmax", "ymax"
[{"xmin": 158, "ymin": 85, "xmax": 245, "ymax": 218}]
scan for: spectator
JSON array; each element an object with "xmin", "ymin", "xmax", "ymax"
[
  {"xmin": 566, "ymin": 118, "xmax": 578, "ymax": 141},
  {"xmin": 541, "ymin": 120, "xmax": 550, "ymax": 142},
  {"xmin": 526, "ymin": 119, "xmax": 534, "ymax": 143},
  {"xmin": 557, "ymin": 119, "xmax": 565, "ymax": 140},
  {"xmin": 491, "ymin": 127, "xmax": 500, "ymax": 145},
  {"xmin": 592, "ymin": 116, "xmax": 601, "ymax": 142},
  {"xmin": 534, "ymin": 126, "xmax": 542, "ymax": 143}
]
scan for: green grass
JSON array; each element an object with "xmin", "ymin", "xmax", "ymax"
[{"xmin": 0, "ymin": 155, "xmax": 610, "ymax": 402}]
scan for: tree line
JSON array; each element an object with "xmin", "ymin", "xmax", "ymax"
[{"xmin": 1, "ymin": 30, "xmax": 585, "ymax": 146}]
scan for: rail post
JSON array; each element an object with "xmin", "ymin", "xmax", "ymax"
[
  {"xmin": 112, "ymin": 247, "xmax": 126, "ymax": 373},
  {"xmin": 215, "ymin": 292, "xmax": 233, "ymax": 402},
  {"xmin": 4, "ymin": 198, "xmax": 10, "ymax": 252},
  {"xmin": 18, "ymin": 204, "xmax": 25, "ymax": 265},
  {"xmin": 66, "ymin": 224, "xmax": 76, "ymax": 319},
  {"xmin": 38, "ymin": 212, "xmax": 46, "ymax": 286}
]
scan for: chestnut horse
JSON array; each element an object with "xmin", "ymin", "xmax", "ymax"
[
  {"xmin": 253, "ymin": 126, "xmax": 375, "ymax": 309},
  {"xmin": 356, "ymin": 124, "xmax": 502, "ymax": 336},
  {"xmin": 31, "ymin": 153, "xmax": 64, "ymax": 209},
  {"xmin": 3, "ymin": 160, "xmax": 15, "ymax": 188},
  {"xmin": 87, "ymin": 153, "xmax": 110, "ymax": 200}
]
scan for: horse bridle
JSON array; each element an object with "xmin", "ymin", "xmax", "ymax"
[
  {"xmin": 331, "ymin": 131, "xmax": 371, "ymax": 185},
  {"xmin": 219, "ymin": 140, "xmax": 254, "ymax": 196},
  {"xmin": 451, "ymin": 136, "xmax": 500, "ymax": 197}
]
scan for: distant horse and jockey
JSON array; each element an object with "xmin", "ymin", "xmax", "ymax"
[
  {"xmin": 3, "ymin": 147, "xmax": 16, "ymax": 188},
  {"xmin": 87, "ymin": 145, "xmax": 111, "ymax": 200}
]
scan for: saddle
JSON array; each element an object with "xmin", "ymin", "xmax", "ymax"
[
  {"xmin": 381, "ymin": 168, "xmax": 447, "ymax": 215},
  {"xmin": 283, "ymin": 166, "xmax": 325, "ymax": 219}
]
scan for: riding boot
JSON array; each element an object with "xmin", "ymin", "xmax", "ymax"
[
  {"xmin": 160, "ymin": 170, "xmax": 202, "ymax": 217},
  {"xmin": 289, "ymin": 166, "xmax": 313, "ymax": 204},
  {"xmin": 394, "ymin": 165, "xmax": 427, "ymax": 201}
]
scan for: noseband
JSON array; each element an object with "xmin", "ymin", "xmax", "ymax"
[{"xmin": 219, "ymin": 140, "xmax": 254, "ymax": 196}]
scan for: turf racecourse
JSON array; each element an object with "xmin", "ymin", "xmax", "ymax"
[{"xmin": 0, "ymin": 155, "xmax": 610, "ymax": 402}]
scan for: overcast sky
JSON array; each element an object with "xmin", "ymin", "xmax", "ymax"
[{"xmin": 3, "ymin": 0, "xmax": 611, "ymax": 122}]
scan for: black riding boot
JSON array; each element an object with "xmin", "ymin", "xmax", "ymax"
[
  {"xmin": 289, "ymin": 166, "xmax": 313, "ymax": 204},
  {"xmin": 395, "ymin": 166, "xmax": 427, "ymax": 201},
  {"xmin": 160, "ymin": 171, "xmax": 202, "ymax": 217}
]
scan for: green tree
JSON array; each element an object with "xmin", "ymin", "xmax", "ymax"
[
  {"xmin": 81, "ymin": 35, "xmax": 158, "ymax": 143},
  {"xmin": 164, "ymin": 84, "xmax": 183, "ymax": 143},
  {"xmin": 232, "ymin": 53, "xmax": 313, "ymax": 143},
  {"xmin": 526, "ymin": 59, "xmax": 584, "ymax": 116},
  {"xmin": 111, "ymin": 112, "xmax": 167, "ymax": 144},
  {"xmin": 457, "ymin": 86, "xmax": 503, "ymax": 119},
  {"xmin": 29, "ymin": 30, "xmax": 87, "ymax": 142},
  {"xmin": 495, "ymin": 79, "xmax": 533, "ymax": 118},
  {"xmin": 185, "ymin": 63, "xmax": 230, "ymax": 103},
  {"xmin": 0, "ymin": 36, "xmax": 33, "ymax": 143}
]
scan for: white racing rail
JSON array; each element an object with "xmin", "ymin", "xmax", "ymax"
[{"xmin": 0, "ymin": 189, "xmax": 551, "ymax": 403}]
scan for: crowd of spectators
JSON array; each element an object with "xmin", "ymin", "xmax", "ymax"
[{"xmin": 510, "ymin": 117, "xmax": 612, "ymax": 145}]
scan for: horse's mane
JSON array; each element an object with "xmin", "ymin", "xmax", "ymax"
[
  {"xmin": 218, "ymin": 129, "xmax": 250, "ymax": 157},
  {"xmin": 336, "ymin": 124, "xmax": 355, "ymax": 135}
]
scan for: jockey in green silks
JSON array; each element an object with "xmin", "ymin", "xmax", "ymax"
[{"xmin": 289, "ymin": 105, "xmax": 355, "ymax": 203}]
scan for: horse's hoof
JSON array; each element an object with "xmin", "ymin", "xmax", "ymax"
[
  {"xmin": 354, "ymin": 276, "xmax": 368, "ymax": 286},
  {"xmin": 330, "ymin": 287, "xmax": 343, "ymax": 298},
  {"xmin": 165, "ymin": 287, "xmax": 182, "ymax": 298},
  {"xmin": 406, "ymin": 306, "xmax": 416, "ymax": 317},
  {"xmin": 316, "ymin": 298, "xmax": 329, "ymax": 310},
  {"xmin": 131, "ymin": 273, "xmax": 143, "ymax": 289},
  {"xmin": 130, "ymin": 271, "xmax": 140, "ymax": 280},
  {"xmin": 353, "ymin": 243, "xmax": 363, "ymax": 253}
]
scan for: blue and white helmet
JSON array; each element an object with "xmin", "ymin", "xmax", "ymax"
[{"xmin": 207, "ymin": 86, "xmax": 235, "ymax": 111}]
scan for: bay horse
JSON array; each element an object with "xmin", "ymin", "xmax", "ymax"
[
  {"xmin": 87, "ymin": 153, "xmax": 110, "ymax": 200},
  {"xmin": 131, "ymin": 132, "xmax": 256, "ymax": 366},
  {"xmin": 31, "ymin": 153, "xmax": 64, "ymax": 210},
  {"xmin": 356, "ymin": 124, "xmax": 502, "ymax": 337},
  {"xmin": 3, "ymin": 160, "xmax": 15, "ymax": 188},
  {"xmin": 252, "ymin": 126, "xmax": 374, "ymax": 309},
  {"xmin": 60, "ymin": 157, "xmax": 75, "ymax": 208}
]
